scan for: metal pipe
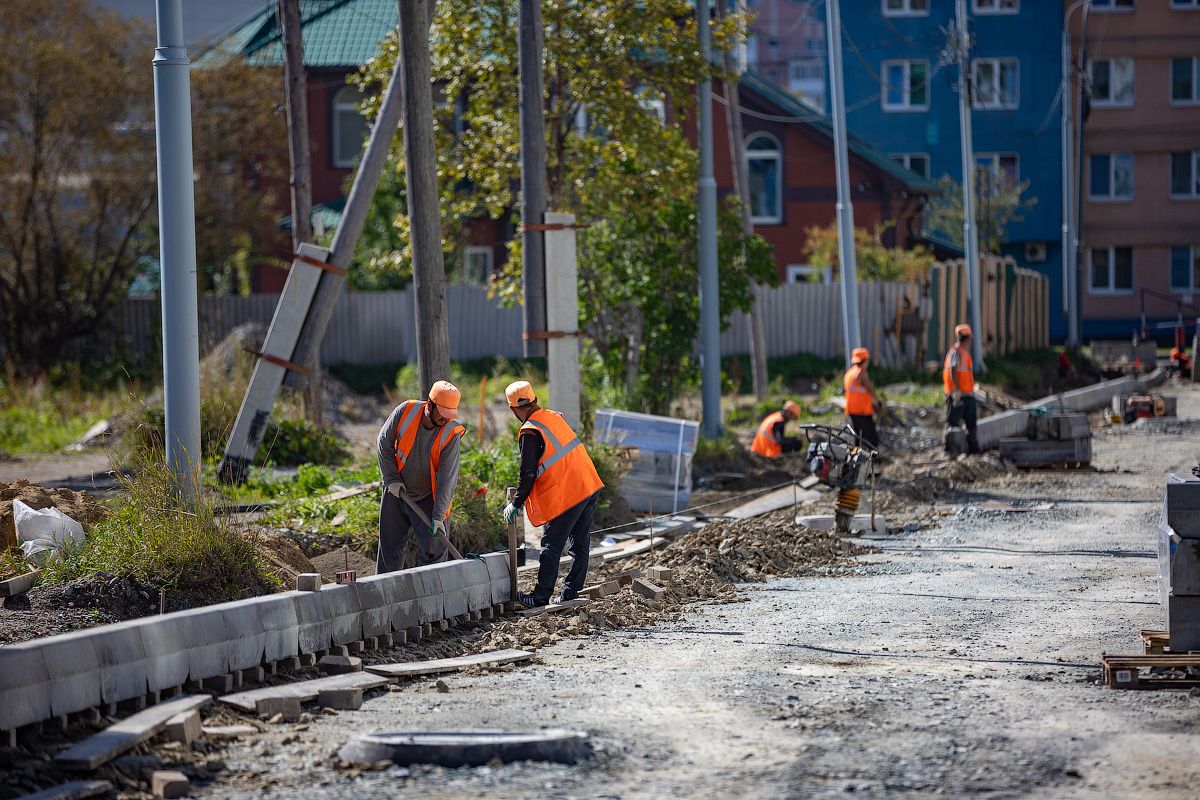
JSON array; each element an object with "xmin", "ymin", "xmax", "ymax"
[
  {"xmin": 955, "ymin": 0, "xmax": 984, "ymax": 369},
  {"xmin": 825, "ymin": 0, "xmax": 863, "ymax": 365},
  {"xmin": 153, "ymin": 0, "xmax": 202, "ymax": 498},
  {"xmin": 698, "ymin": 0, "xmax": 722, "ymax": 439}
]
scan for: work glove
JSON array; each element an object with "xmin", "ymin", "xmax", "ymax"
[
  {"xmin": 431, "ymin": 519, "xmax": 447, "ymax": 538},
  {"xmin": 951, "ymin": 389, "xmax": 962, "ymax": 404},
  {"xmin": 502, "ymin": 502, "xmax": 522, "ymax": 526},
  {"xmin": 387, "ymin": 481, "xmax": 405, "ymax": 498}
]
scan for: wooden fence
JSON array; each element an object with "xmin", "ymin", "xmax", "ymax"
[{"xmin": 925, "ymin": 257, "xmax": 1049, "ymax": 359}]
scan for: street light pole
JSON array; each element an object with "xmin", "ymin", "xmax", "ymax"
[
  {"xmin": 955, "ymin": 0, "xmax": 984, "ymax": 368},
  {"xmin": 697, "ymin": 0, "xmax": 722, "ymax": 439}
]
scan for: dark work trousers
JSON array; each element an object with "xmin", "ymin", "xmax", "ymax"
[
  {"xmin": 946, "ymin": 395, "xmax": 980, "ymax": 454},
  {"xmin": 532, "ymin": 492, "xmax": 600, "ymax": 604},
  {"xmin": 377, "ymin": 491, "xmax": 447, "ymax": 574},
  {"xmin": 848, "ymin": 414, "xmax": 880, "ymax": 452}
]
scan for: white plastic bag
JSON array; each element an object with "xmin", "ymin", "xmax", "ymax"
[{"xmin": 13, "ymin": 499, "xmax": 86, "ymax": 563}]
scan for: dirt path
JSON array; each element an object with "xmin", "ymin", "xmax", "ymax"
[{"xmin": 196, "ymin": 382, "xmax": 1200, "ymax": 799}]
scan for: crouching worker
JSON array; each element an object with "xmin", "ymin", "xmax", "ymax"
[
  {"xmin": 751, "ymin": 400, "xmax": 803, "ymax": 458},
  {"xmin": 375, "ymin": 380, "xmax": 465, "ymax": 573},
  {"xmin": 501, "ymin": 381, "xmax": 605, "ymax": 608}
]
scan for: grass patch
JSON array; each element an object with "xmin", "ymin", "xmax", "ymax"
[{"xmin": 0, "ymin": 370, "xmax": 137, "ymax": 454}]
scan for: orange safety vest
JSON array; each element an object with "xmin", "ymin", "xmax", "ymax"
[
  {"xmin": 942, "ymin": 345, "xmax": 975, "ymax": 395},
  {"xmin": 393, "ymin": 400, "xmax": 466, "ymax": 515},
  {"xmin": 518, "ymin": 409, "xmax": 605, "ymax": 527},
  {"xmin": 751, "ymin": 411, "xmax": 786, "ymax": 458},
  {"xmin": 843, "ymin": 365, "xmax": 873, "ymax": 416}
]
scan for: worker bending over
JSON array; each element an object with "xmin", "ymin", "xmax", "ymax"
[
  {"xmin": 751, "ymin": 400, "xmax": 803, "ymax": 458},
  {"xmin": 501, "ymin": 381, "xmax": 605, "ymax": 608},
  {"xmin": 943, "ymin": 325, "xmax": 979, "ymax": 454},
  {"xmin": 375, "ymin": 380, "xmax": 465, "ymax": 573},
  {"xmin": 1170, "ymin": 346, "xmax": 1192, "ymax": 377},
  {"xmin": 843, "ymin": 347, "xmax": 882, "ymax": 452}
]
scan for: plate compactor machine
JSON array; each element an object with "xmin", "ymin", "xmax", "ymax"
[{"xmin": 797, "ymin": 424, "xmax": 878, "ymax": 534}]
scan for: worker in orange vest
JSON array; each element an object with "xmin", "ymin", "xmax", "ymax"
[
  {"xmin": 375, "ymin": 380, "xmax": 465, "ymax": 573},
  {"xmin": 843, "ymin": 347, "xmax": 882, "ymax": 451},
  {"xmin": 502, "ymin": 381, "xmax": 605, "ymax": 608},
  {"xmin": 751, "ymin": 400, "xmax": 803, "ymax": 458},
  {"xmin": 943, "ymin": 324, "xmax": 979, "ymax": 454},
  {"xmin": 1170, "ymin": 346, "xmax": 1192, "ymax": 376}
]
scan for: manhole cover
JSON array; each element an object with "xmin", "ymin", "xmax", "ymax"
[{"xmin": 338, "ymin": 730, "xmax": 592, "ymax": 767}]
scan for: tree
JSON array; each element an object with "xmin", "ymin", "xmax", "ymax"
[
  {"xmin": 805, "ymin": 223, "xmax": 935, "ymax": 282},
  {"xmin": 354, "ymin": 0, "xmax": 774, "ymax": 411},
  {"xmin": 923, "ymin": 172, "xmax": 1037, "ymax": 257},
  {"xmin": 0, "ymin": 0, "xmax": 157, "ymax": 372}
]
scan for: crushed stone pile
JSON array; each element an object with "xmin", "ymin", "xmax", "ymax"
[{"xmin": 1, "ymin": 480, "xmax": 106, "ymax": 554}]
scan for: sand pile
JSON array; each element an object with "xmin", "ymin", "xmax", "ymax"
[{"xmin": 1, "ymin": 480, "xmax": 106, "ymax": 552}]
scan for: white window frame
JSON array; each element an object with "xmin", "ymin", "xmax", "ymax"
[
  {"xmin": 1170, "ymin": 245, "xmax": 1200, "ymax": 293},
  {"xmin": 889, "ymin": 152, "xmax": 931, "ymax": 178},
  {"xmin": 331, "ymin": 86, "xmax": 366, "ymax": 168},
  {"xmin": 972, "ymin": 58, "xmax": 1020, "ymax": 110},
  {"xmin": 461, "ymin": 246, "xmax": 494, "ymax": 285},
  {"xmin": 786, "ymin": 265, "xmax": 833, "ymax": 284},
  {"xmin": 972, "ymin": 0, "xmax": 1019, "ymax": 14},
  {"xmin": 882, "ymin": 0, "xmax": 929, "ymax": 18},
  {"xmin": 1088, "ymin": 152, "xmax": 1134, "ymax": 201},
  {"xmin": 1170, "ymin": 57, "xmax": 1200, "ymax": 105},
  {"xmin": 975, "ymin": 152, "xmax": 1020, "ymax": 194},
  {"xmin": 1090, "ymin": 0, "xmax": 1135, "ymax": 11},
  {"xmin": 1090, "ymin": 58, "xmax": 1136, "ymax": 108},
  {"xmin": 1089, "ymin": 246, "xmax": 1134, "ymax": 295},
  {"xmin": 746, "ymin": 133, "xmax": 783, "ymax": 225},
  {"xmin": 1171, "ymin": 151, "xmax": 1200, "ymax": 199},
  {"xmin": 881, "ymin": 59, "xmax": 930, "ymax": 112}
]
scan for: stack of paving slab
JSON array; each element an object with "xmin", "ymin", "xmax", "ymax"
[
  {"xmin": 997, "ymin": 412, "xmax": 1091, "ymax": 467},
  {"xmin": 595, "ymin": 408, "xmax": 699, "ymax": 514},
  {"xmin": 0, "ymin": 552, "xmax": 511, "ymax": 738},
  {"xmin": 1160, "ymin": 476, "xmax": 1200, "ymax": 651}
]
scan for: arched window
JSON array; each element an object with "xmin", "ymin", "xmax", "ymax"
[
  {"xmin": 746, "ymin": 133, "xmax": 782, "ymax": 224},
  {"xmin": 332, "ymin": 86, "xmax": 367, "ymax": 168}
]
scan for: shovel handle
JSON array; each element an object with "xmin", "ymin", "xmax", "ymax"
[{"xmin": 506, "ymin": 487, "xmax": 519, "ymax": 602}]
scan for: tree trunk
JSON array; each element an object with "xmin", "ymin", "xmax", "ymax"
[{"xmin": 717, "ymin": 0, "xmax": 769, "ymax": 401}]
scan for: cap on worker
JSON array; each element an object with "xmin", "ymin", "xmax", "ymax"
[
  {"xmin": 852, "ymin": 347, "xmax": 870, "ymax": 364},
  {"xmin": 783, "ymin": 400, "xmax": 802, "ymax": 417},
  {"xmin": 428, "ymin": 380, "xmax": 461, "ymax": 419},
  {"xmin": 955, "ymin": 324, "xmax": 973, "ymax": 338},
  {"xmin": 505, "ymin": 380, "xmax": 537, "ymax": 408}
]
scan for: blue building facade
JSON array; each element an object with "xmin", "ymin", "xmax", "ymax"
[{"xmin": 829, "ymin": 0, "xmax": 1066, "ymax": 341}]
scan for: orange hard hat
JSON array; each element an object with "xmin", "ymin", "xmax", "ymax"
[
  {"xmin": 505, "ymin": 380, "xmax": 537, "ymax": 408},
  {"xmin": 1171, "ymin": 346, "xmax": 1182, "ymax": 357},
  {"xmin": 783, "ymin": 400, "xmax": 802, "ymax": 417},
  {"xmin": 852, "ymin": 347, "xmax": 870, "ymax": 364},
  {"xmin": 955, "ymin": 324, "xmax": 973, "ymax": 338},
  {"xmin": 428, "ymin": 380, "xmax": 460, "ymax": 419}
]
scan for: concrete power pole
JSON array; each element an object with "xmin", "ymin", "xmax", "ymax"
[
  {"xmin": 518, "ymin": 0, "xmax": 548, "ymax": 359},
  {"xmin": 825, "ymin": 0, "xmax": 863, "ymax": 365},
  {"xmin": 955, "ymin": 0, "xmax": 984, "ymax": 368},
  {"xmin": 1071, "ymin": 4, "xmax": 1092, "ymax": 348},
  {"xmin": 398, "ymin": 0, "xmax": 451, "ymax": 391},
  {"xmin": 697, "ymin": 0, "xmax": 722, "ymax": 439},
  {"xmin": 152, "ymin": 0, "xmax": 202, "ymax": 498}
]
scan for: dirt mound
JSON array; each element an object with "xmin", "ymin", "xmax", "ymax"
[
  {"xmin": 1, "ymin": 480, "xmax": 106, "ymax": 551},
  {"xmin": 250, "ymin": 530, "xmax": 318, "ymax": 583},
  {"xmin": 311, "ymin": 547, "xmax": 375, "ymax": 582}
]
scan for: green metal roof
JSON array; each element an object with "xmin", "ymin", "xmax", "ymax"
[
  {"xmin": 739, "ymin": 71, "xmax": 940, "ymax": 195},
  {"xmin": 198, "ymin": 0, "xmax": 396, "ymax": 69}
]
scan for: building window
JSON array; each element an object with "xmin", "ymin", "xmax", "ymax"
[
  {"xmin": 1172, "ymin": 57, "xmax": 1200, "ymax": 104},
  {"xmin": 1089, "ymin": 152, "xmax": 1134, "ymax": 200},
  {"xmin": 635, "ymin": 87, "xmax": 666, "ymax": 125},
  {"xmin": 1171, "ymin": 246, "xmax": 1200, "ymax": 292},
  {"xmin": 787, "ymin": 265, "xmax": 833, "ymax": 283},
  {"xmin": 332, "ymin": 86, "xmax": 367, "ymax": 168},
  {"xmin": 462, "ymin": 246, "xmax": 493, "ymax": 285},
  {"xmin": 1090, "ymin": 58, "xmax": 1135, "ymax": 107},
  {"xmin": 882, "ymin": 0, "xmax": 929, "ymax": 17},
  {"xmin": 1091, "ymin": 0, "xmax": 1135, "ymax": 10},
  {"xmin": 890, "ymin": 152, "xmax": 930, "ymax": 178},
  {"xmin": 975, "ymin": 153, "xmax": 1019, "ymax": 194},
  {"xmin": 1089, "ymin": 246, "xmax": 1133, "ymax": 294},
  {"xmin": 882, "ymin": 60, "xmax": 929, "ymax": 111},
  {"xmin": 1173, "ymin": 0, "xmax": 1200, "ymax": 8},
  {"xmin": 972, "ymin": 58, "xmax": 1019, "ymax": 110},
  {"xmin": 1171, "ymin": 151, "xmax": 1200, "ymax": 198},
  {"xmin": 746, "ymin": 133, "xmax": 782, "ymax": 224},
  {"xmin": 973, "ymin": 0, "xmax": 1019, "ymax": 14}
]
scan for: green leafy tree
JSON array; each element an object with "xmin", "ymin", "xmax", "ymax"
[
  {"xmin": 354, "ymin": 0, "xmax": 774, "ymax": 411},
  {"xmin": 804, "ymin": 223, "xmax": 935, "ymax": 282},
  {"xmin": 923, "ymin": 172, "xmax": 1037, "ymax": 256}
]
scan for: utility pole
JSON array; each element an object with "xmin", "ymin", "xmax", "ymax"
[
  {"xmin": 1060, "ymin": 23, "xmax": 1074, "ymax": 335},
  {"xmin": 278, "ymin": 0, "xmax": 322, "ymax": 423},
  {"xmin": 954, "ymin": 0, "xmax": 984, "ymax": 368},
  {"xmin": 825, "ymin": 0, "xmax": 863, "ymax": 365},
  {"xmin": 716, "ymin": 0, "xmax": 769, "ymax": 401},
  {"xmin": 697, "ymin": 0, "xmax": 722, "ymax": 439},
  {"xmin": 1071, "ymin": 3, "xmax": 1092, "ymax": 348},
  {"xmin": 152, "ymin": 0, "xmax": 202, "ymax": 498},
  {"xmin": 398, "ymin": 0, "xmax": 450, "ymax": 390},
  {"xmin": 518, "ymin": 0, "xmax": 548, "ymax": 359}
]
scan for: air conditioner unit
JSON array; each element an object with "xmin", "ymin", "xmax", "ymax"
[{"xmin": 1025, "ymin": 242, "xmax": 1047, "ymax": 263}]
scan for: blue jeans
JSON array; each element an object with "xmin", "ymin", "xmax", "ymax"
[{"xmin": 531, "ymin": 492, "xmax": 599, "ymax": 603}]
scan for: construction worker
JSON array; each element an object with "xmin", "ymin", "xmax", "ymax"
[
  {"xmin": 375, "ymin": 380, "xmax": 465, "ymax": 573},
  {"xmin": 751, "ymin": 401, "xmax": 803, "ymax": 458},
  {"xmin": 943, "ymin": 324, "xmax": 979, "ymax": 454},
  {"xmin": 844, "ymin": 347, "xmax": 882, "ymax": 452},
  {"xmin": 1170, "ymin": 346, "xmax": 1192, "ymax": 376},
  {"xmin": 501, "ymin": 381, "xmax": 605, "ymax": 608}
]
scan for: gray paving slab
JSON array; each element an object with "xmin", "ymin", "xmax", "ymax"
[
  {"xmin": 292, "ymin": 588, "xmax": 332, "ymax": 654},
  {"xmin": 417, "ymin": 593, "xmax": 444, "ymax": 624},
  {"xmin": 352, "ymin": 579, "xmax": 392, "ymax": 639},
  {"xmin": 433, "ymin": 561, "xmax": 469, "ymax": 591},
  {"xmin": 465, "ymin": 583, "xmax": 491, "ymax": 613},
  {"xmin": 175, "ymin": 606, "xmax": 230, "ymax": 682},
  {"xmin": 91, "ymin": 620, "xmax": 149, "ymax": 705},
  {"xmin": 462, "ymin": 558, "xmax": 491, "ymax": 587},
  {"xmin": 0, "ymin": 641, "xmax": 51, "ymax": 730},
  {"xmin": 482, "ymin": 552, "xmax": 509, "ymax": 584},
  {"xmin": 255, "ymin": 593, "xmax": 300, "ymax": 662},
  {"xmin": 14, "ymin": 779, "xmax": 113, "ymax": 799},
  {"xmin": 138, "ymin": 614, "xmax": 192, "ymax": 692},
  {"xmin": 391, "ymin": 599, "xmax": 419, "ymax": 631},
  {"xmin": 54, "ymin": 695, "xmax": 210, "ymax": 770},
  {"xmin": 218, "ymin": 600, "xmax": 266, "ymax": 673},
  {"xmin": 40, "ymin": 630, "xmax": 102, "ymax": 717},
  {"xmin": 443, "ymin": 586, "xmax": 470, "ymax": 619},
  {"xmin": 321, "ymin": 583, "xmax": 363, "ymax": 647},
  {"xmin": 218, "ymin": 672, "xmax": 391, "ymax": 713}
]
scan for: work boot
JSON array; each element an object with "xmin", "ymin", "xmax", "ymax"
[
  {"xmin": 516, "ymin": 592, "xmax": 546, "ymax": 609},
  {"xmin": 557, "ymin": 588, "xmax": 580, "ymax": 603},
  {"xmin": 834, "ymin": 510, "xmax": 853, "ymax": 534}
]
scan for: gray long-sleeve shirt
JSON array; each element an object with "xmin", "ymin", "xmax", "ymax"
[{"xmin": 377, "ymin": 401, "xmax": 462, "ymax": 522}]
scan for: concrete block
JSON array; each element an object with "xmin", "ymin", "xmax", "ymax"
[
  {"xmin": 391, "ymin": 599, "xmax": 419, "ymax": 631},
  {"xmin": 151, "ymin": 770, "xmax": 190, "ymax": 799},
  {"xmin": 443, "ymin": 586, "xmax": 470, "ymax": 619},
  {"xmin": 346, "ymin": 640, "xmax": 365, "ymax": 655},
  {"xmin": 632, "ymin": 579, "xmax": 664, "ymax": 600},
  {"xmin": 0, "ymin": 641, "xmax": 51, "ymax": 731},
  {"xmin": 462, "ymin": 559, "xmax": 491, "ymax": 588},
  {"xmin": 240, "ymin": 666, "xmax": 265, "ymax": 684},
  {"xmin": 1162, "ymin": 533, "xmax": 1200, "ymax": 596},
  {"xmin": 433, "ymin": 561, "xmax": 470, "ymax": 592},
  {"xmin": 417, "ymin": 593, "xmax": 444, "ymax": 625},
  {"xmin": 319, "ymin": 654, "xmax": 362, "ymax": 675},
  {"xmin": 217, "ymin": 600, "xmax": 265, "ymax": 673},
  {"xmin": 163, "ymin": 708, "xmax": 201, "ymax": 745},
  {"xmin": 292, "ymin": 589, "xmax": 332, "ymax": 655},
  {"xmin": 490, "ymin": 577, "xmax": 510, "ymax": 605},
  {"xmin": 646, "ymin": 566, "xmax": 672, "ymax": 582},
  {"xmin": 405, "ymin": 625, "xmax": 422, "ymax": 642},
  {"xmin": 321, "ymin": 583, "xmax": 363, "ymax": 646},
  {"xmin": 92, "ymin": 620, "xmax": 149, "ymax": 705},
  {"xmin": 363, "ymin": 636, "xmax": 379, "ymax": 651},
  {"xmin": 376, "ymin": 632, "xmax": 392, "ymax": 649},
  {"xmin": 139, "ymin": 615, "xmax": 193, "ymax": 693},
  {"xmin": 296, "ymin": 573, "xmax": 322, "ymax": 591},
  {"xmin": 170, "ymin": 607, "xmax": 229, "ymax": 683},
  {"xmin": 1167, "ymin": 594, "xmax": 1200, "ymax": 651},
  {"xmin": 255, "ymin": 696, "xmax": 302, "ymax": 722},
  {"xmin": 254, "ymin": 593, "xmax": 300, "ymax": 663},
  {"xmin": 465, "ymin": 583, "xmax": 491, "ymax": 612},
  {"xmin": 1167, "ymin": 478, "xmax": 1200, "ymax": 537},
  {"xmin": 482, "ymin": 552, "xmax": 510, "ymax": 583},
  {"xmin": 40, "ymin": 630, "xmax": 102, "ymax": 717},
  {"xmin": 318, "ymin": 686, "xmax": 364, "ymax": 710},
  {"xmin": 998, "ymin": 436, "xmax": 1091, "ymax": 467}
]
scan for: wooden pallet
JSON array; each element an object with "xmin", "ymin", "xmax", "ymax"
[
  {"xmin": 1101, "ymin": 652, "xmax": 1200, "ymax": 689},
  {"xmin": 1140, "ymin": 628, "xmax": 1170, "ymax": 655}
]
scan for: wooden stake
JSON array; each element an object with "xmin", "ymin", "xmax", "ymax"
[
  {"xmin": 478, "ymin": 375, "xmax": 488, "ymax": 445},
  {"xmin": 506, "ymin": 487, "xmax": 519, "ymax": 601}
]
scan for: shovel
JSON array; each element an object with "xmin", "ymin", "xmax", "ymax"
[{"xmin": 397, "ymin": 491, "xmax": 466, "ymax": 561}]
